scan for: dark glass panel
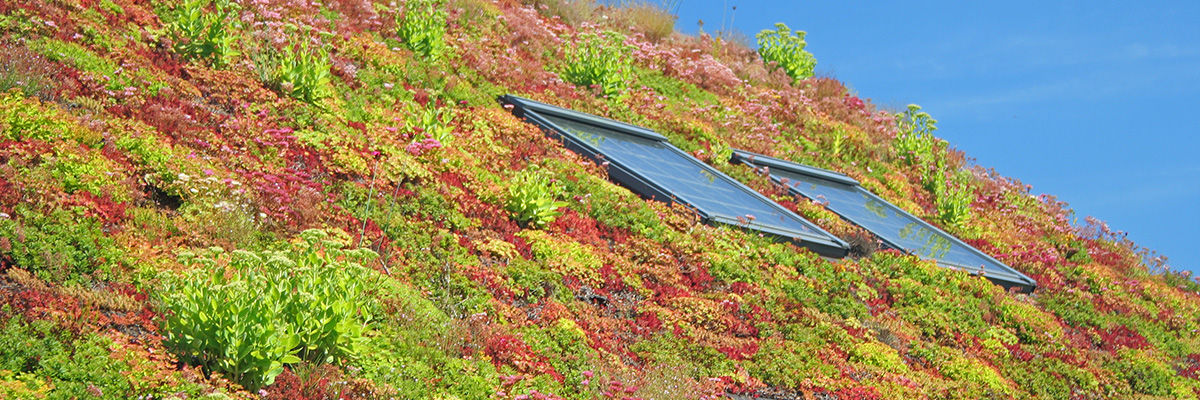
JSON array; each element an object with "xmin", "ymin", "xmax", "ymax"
[
  {"xmin": 541, "ymin": 114, "xmax": 817, "ymax": 235},
  {"xmin": 775, "ymin": 169, "xmax": 1008, "ymax": 272},
  {"xmin": 731, "ymin": 149, "xmax": 1035, "ymax": 289}
]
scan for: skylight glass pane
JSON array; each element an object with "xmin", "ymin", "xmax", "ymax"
[
  {"xmin": 777, "ymin": 170, "xmax": 1002, "ymax": 271},
  {"xmin": 732, "ymin": 150, "xmax": 1036, "ymax": 290},
  {"xmin": 540, "ymin": 114, "xmax": 815, "ymax": 234}
]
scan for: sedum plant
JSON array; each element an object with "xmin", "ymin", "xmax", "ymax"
[
  {"xmin": 756, "ymin": 22, "xmax": 817, "ymax": 83},
  {"xmin": 506, "ymin": 168, "xmax": 569, "ymax": 229},
  {"xmin": 894, "ymin": 104, "xmax": 939, "ymax": 166},
  {"xmin": 168, "ymin": 0, "xmax": 240, "ymax": 67},
  {"xmin": 562, "ymin": 31, "xmax": 635, "ymax": 97},
  {"xmin": 396, "ymin": 0, "xmax": 449, "ymax": 61},
  {"xmin": 157, "ymin": 229, "xmax": 379, "ymax": 390}
]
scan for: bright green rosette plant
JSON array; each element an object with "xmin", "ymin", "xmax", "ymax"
[{"xmin": 157, "ymin": 229, "xmax": 379, "ymax": 390}]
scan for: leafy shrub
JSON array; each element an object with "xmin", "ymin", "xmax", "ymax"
[
  {"xmin": 0, "ymin": 369, "xmax": 52, "ymax": 400},
  {"xmin": 167, "ymin": 0, "xmax": 240, "ymax": 67},
  {"xmin": 47, "ymin": 152, "xmax": 124, "ymax": 197},
  {"xmin": 0, "ymin": 317, "xmax": 129, "ymax": 399},
  {"xmin": 747, "ymin": 339, "xmax": 838, "ymax": 388},
  {"xmin": 255, "ymin": 40, "xmax": 333, "ymax": 104},
  {"xmin": 0, "ymin": 315, "xmax": 211, "ymax": 399},
  {"xmin": 1114, "ymin": 350, "xmax": 1176, "ymax": 396},
  {"xmin": 0, "ymin": 206, "xmax": 122, "ymax": 284},
  {"xmin": 562, "ymin": 31, "xmax": 635, "ymax": 97},
  {"xmin": 755, "ymin": 23, "xmax": 816, "ymax": 83},
  {"xmin": 0, "ymin": 90, "xmax": 95, "ymax": 144},
  {"xmin": 396, "ymin": 0, "xmax": 449, "ymax": 61},
  {"xmin": 519, "ymin": 229, "xmax": 602, "ymax": 285},
  {"xmin": 940, "ymin": 354, "xmax": 1012, "ymax": 396},
  {"xmin": 522, "ymin": 319, "xmax": 594, "ymax": 392},
  {"xmin": 158, "ymin": 229, "xmax": 380, "ymax": 390},
  {"xmin": 629, "ymin": 332, "xmax": 738, "ymax": 380},
  {"xmin": 927, "ymin": 167, "xmax": 974, "ymax": 228},
  {"xmin": 354, "ymin": 279, "xmax": 499, "ymax": 399},
  {"xmin": 850, "ymin": 341, "xmax": 908, "ymax": 374},
  {"xmin": 995, "ymin": 356, "xmax": 1101, "ymax": 400},
  {"xmin": 505, "ymin": 167, "xmax": 568, "ymax": 229},
  {"xmin": 553, "ymin": 168, "xmax": 666, "ymax": 240}
]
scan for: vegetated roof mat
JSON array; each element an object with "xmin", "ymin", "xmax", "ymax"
[
  {"xmin": 499, "ymin": 95, "xmax": 849, "ymax": 258},
  {"xmin": 730, "ymin": 149, "xmax": 1037, "ymax": 292}
]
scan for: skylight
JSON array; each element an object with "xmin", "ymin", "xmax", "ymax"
[
  {"xmin": 730, "ymin": 149, "xmax": 1037, "ymax": 292},
  {"xmin": 500, "ymin": 95, "xmax": 849, "ymax": 258}
]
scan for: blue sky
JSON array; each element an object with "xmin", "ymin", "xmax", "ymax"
[{"xmin": 672, "ymin": 1, "xmax": 1200, "ymax": 275}]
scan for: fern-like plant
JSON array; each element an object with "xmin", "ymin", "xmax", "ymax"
[
  {"xmin": 562, "ymin": 31, "xmax": 635, "ymax": 97},
  {"xmin": 756, "ymin": 23, "xmax": 816, "ymax": 83},
  {"xmin": 397, "ymin": 0, "xmax": 448, "ymax": 61}
]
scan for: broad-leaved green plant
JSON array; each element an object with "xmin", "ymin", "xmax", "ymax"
[
  {"xmin": 562, "ymin": 31, "xmax": 635, "ymax": 97},
  {"xmin": 397, "ymin": 0, "xmax": 448, "ymax": 61},
  {"xmin": 894, "ymin": 104, "xmax": 939, "ymax": 166},
  {"xmin": 158, "ymin": 229, "xmax": 379, "ymax": 390},
  {"xmin": 168, "ymin": 0, "xmax": 240, "ymax": 67},
  {"xmin": 506, "ymin": 168, "xmax": 568, "ymax": 229},
  {"xmin": 407, "ymin": 101, "xmax": 454, "ymax": 145},
  {"xmin": 756, "ymin": 23, "xmax": 817, "ymax": 83},
  {"xmin": 256, "ymin": 40, "xmax": 333, "ymax": 105}
]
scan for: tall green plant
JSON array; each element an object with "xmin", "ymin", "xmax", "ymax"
[
  {"xmin": 756, "ymin": 23, "xmax": 817, "ymax": 83},
  {"xmin": 255, "ymin": 40, "xmax": 333, "ymax": 104},
  {"xmin": 894, "ymin": 104, "xmax": 973, "ymax": 227},
  {"xmin": 562, "ymin": 31, "xmax": 635, "ymax": 97},
  {"xmin": 894, "ymin": 104, "xmax": 939, "ymax": 166},
  {"xmin": 931, "ymin": 166, "xmax": 975, "ymax": 228},
  {"xmin": 506, "ymin": 168, "xmax": 568, "ymax": 229},
  {"xmin": 168, "ymin": 0, "xmax": 240, "ymax": 67},
  {"xmin": 158, "ymin": 229, "xmax": 379, "ymax": 390},
  {"xmin": 397, "ymin": 0, "xmax": 449, "ymax": 60}
]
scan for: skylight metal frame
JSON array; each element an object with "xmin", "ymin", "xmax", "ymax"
[
  {"xmin": 730, "ymin": 149, "xmax": 1037, "ymax": 292},
  {"xmin": 500, "ymin": 95, "xmax": 849, "ymax": 258}
]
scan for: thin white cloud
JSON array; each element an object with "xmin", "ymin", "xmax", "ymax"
[{"xmin": 1125, "ymin": 43, "xmax": 1200, "ymax": 59}]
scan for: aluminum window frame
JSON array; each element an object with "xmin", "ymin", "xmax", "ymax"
[
  {"xmin": 500, "ymin": 95, "xmax": 849, "ymax": 258},
  {"xmin": 730, "ymin": 149, "xmax": 1037, "ymax": 292}
]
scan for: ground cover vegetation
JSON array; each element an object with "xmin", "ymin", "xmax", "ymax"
[{"xmin": 0, "ymin": 0, "xmax": 1198, "ymax": 398}]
